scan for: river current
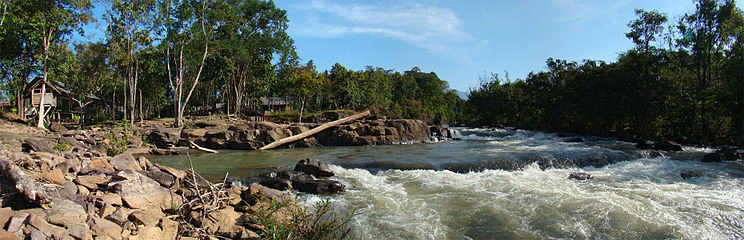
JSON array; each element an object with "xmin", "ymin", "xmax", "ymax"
[{"xmin": 151, "ymin": 128, "xmax": 744, "ymax": 239}]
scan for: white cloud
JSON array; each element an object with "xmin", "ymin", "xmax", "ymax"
[{"xmin": 291, "ymin": 0, "xmax": 476, "ymax": 59}]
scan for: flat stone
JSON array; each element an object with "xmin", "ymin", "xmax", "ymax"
[
  {"xmin": 42, "ymin": 168, "xmax": 66, "ymax": 185},
  {"xmin": 129, "ymin": 226, "xmax": 164, "ymax": 240},
  {"xmin": 46, "ymin": 200, "xmax": 87, "ymax": 227},
  {"xmin": 27, "ymin": 214, "xmax": 68, "ymax": 238},
  {"xmin": 110, "ymin": 153, "xmax": 141, "ymax": 171},
  {"xmin": 0, "ymin": 207, "xmax": 13, "ymax": 229},
  {"xmin": 108, "ymin": 170, "xmax": 182, "ymax": 210},
  {"xmin": 99, "ymin": 203, "xmax": 116, "ymax": 219},
  {"xmin": 136, "ymin": 156, "xmax": 152, "ymax": 170},
  {"xmin": 160, "ymin": 217, "xmax": 178, "ymax": 240},
  {"xmin": 6, "ymin": 213, "xmax": 30, "ymax": 233},
  {"xmin": 153, "ymin": 164, "xmax": 185, "ymax": 179},
  {"xmin": 104, "ymin": 208, "xmax": 129, "ymax": 225},
  {"xmin": 59, "ymin": 181, "xmax": 78, "ymax": 198},
  {"xmin": 23, "ymin": 138, "xmax": 55, "ymax": 153},
  {"xmin": 67, "ymin": 223, "xmax": 90, "ymax": 240},
  {"xmin": 78, "ymin": 159, "xmax": 115, "ymax": 175},
  {"xmin": 74, "ymin": 175, "xmax": 109, "ymax": 191},
  {"xmin": 0, "ymin": 230, "xmax": 18, "ymax": 240},
  {"xmin": 145, "ymin": 170, "xmax": 176, "ymax": 188},
  {"xmin": 128, "ymin": 211, "xmax": 159, "ymax": 226},
  {"xmin": 101, "ymin": 194, "xmax": 123, "ymax": 206},
  {"xmin": 294, "ymin": 158, "xmax": 334, "ymax": 178},
  {"xmin": 87, "ymin": 216, "xmax": 122, "ymax": 240}
]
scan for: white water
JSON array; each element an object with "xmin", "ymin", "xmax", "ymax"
[{"xmin": 320, "ymin": 159, "xmax": 744, "ymax": 239}]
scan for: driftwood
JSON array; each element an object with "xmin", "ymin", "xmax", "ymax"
[
  {"xmin": 189, "ymin": 140, "xmax": 219, "ymax": 154},
  {"xmin": 0, "ymin": 155, "xmax": 53, "ymax": 207},
  {"xmin": 259, "ymin": 110, "xmax": 371, "ymax": 151}
]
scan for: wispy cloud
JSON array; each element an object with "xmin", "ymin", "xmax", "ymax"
[
  {"xmin": 291, "ymin": 0, "xmax": 477, "ymax": 61},
  {"xmin": 550, "ymin": 0, "xmax": 632, "ymax": 23}
]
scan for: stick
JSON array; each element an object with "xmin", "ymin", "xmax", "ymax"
[
  {"xmin": 259, "ymin": 110, "xmax": 371, "ymax": 151},
  {"xmin": 189, "ymin": 140, "xmax": 219, "ymax": 154}
]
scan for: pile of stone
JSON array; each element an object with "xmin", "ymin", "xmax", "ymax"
[
  {"xmin": 0, "ymin": 143, "xmax": 334, "ymax": 239},
  {"xmin": 252, "ymin": 158, "xmax": 345, "ymax": 195},
  {"xmin": 148, "ymin": 118, "xmax": 433, "ymax": 153}
]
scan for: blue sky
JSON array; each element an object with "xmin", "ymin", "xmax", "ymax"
[
  {"xmin": 75, "ymin": 0, "xmax": 744, "ymax": 92},
  {"xmin": 273, "ymin": 0, "xmax": 744, "ymax": 92}
]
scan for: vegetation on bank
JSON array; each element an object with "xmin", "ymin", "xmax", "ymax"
[
  {"xmin": 1, "ymin": 0, "xmax": 742, "ymax": 147},
  {"xmin": 464, "ymin": 0, "xmax": 744, "ymax": 146}
]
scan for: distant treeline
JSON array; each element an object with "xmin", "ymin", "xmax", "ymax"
[{"xmin": 464, "ymin": 0, "xmax": 744, "ymax": 145}]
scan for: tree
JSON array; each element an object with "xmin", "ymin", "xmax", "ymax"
[
  {"xmin": 22, "ymin": 0, "xmax": 92, "ymax": 128},
  {"xmin": 290, "ymin": 60, "xmax": 320, "ymax": 123},
  {"xmin": 106, "ymin": 0, "xmax": 157, "ymax": 125},
  {"xmin": 160, "ymin": 0, "xmax": 210, "ymax": 127},
  {"xmin": 626, "ymin": 9, "xmax": 668, "ymax": 52}
]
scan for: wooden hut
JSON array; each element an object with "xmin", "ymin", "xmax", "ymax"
[{"xmin": 23, "ymin": 78, "xmax": 101, "ymax": 122}]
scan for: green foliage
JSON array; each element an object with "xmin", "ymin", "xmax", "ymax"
[
  {"xmin": 106, "ymin": 131, "xmax": 129, "ymax": 156},
  {"xmin": 91, "ymin": 110, "xmax": 110, "ymax": 124},
  {"xmin": 254, "ymin": 198, "xmax": 356, "ymax": 240},
  {"xmin": 465, "ymin": 1, "xmax": 744, "ymax": 145},
  {"xmin": 53, "ymin": 142, "xmax": 71, "ymax": 151}
]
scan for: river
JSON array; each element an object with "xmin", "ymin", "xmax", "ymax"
[{"xmin": 150, "ymin": 128, "xmax": 744, "ymax": 239}]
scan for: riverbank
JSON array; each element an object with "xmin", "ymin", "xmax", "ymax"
[{"xmin": 0, "ymin": 118, "xmax": 366, "ymax": 239}]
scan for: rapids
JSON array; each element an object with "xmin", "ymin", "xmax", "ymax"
[{"xmin": 151, "ymin": 128, "xmax": 744, "ymax": 239}]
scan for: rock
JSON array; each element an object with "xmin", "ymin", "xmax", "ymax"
[
  {"xmin": 160, "ymin": 217, "xmax": 179, "ymax": 240},
  {"xmin": 0, "ymin": 208, "xmax": 13, "ymax": 229},
  {"xmin": 635, "ymin": 140, "xmax": 652, "ymax": 150},
  {"xmin": 183, "ymin": 128, "xmax": 209, "ymax": 138},
  {"xmin": 41, "ymin": 168, "xmax": 66, "ymax": 185},
  {"xmin": 23, "ymin": 138, "xmax": 55, "ymax": 153},
  {"xmin": 109, "ymin": 153, "xmax": 142, "ymax": 171},
  {"xmin": 136, "ymin": 156, "xmax": 153, "ymax": 171},
  {"xmin": 246, "ymin": 184, "xmax": 286, "ymax": 202},
  {"xmin": 105, "ymin": 208, "xmax": 129, "ymax": 225},
  {"xmin": 99, "ymin": 203, "xmax": 116, "ymax": 218},
  {"xmin": 145, "ymin": 170, "xmax": 176, "ymax": 188},
  {"xmin": 74, "ymin": 175, "xmax": 109, "ymax": 191},
  {"xmin": 6, "ymin": 213, "xmax": 29, "ymax": 234},
  {"xmin": 653, "ymin": 139, "xmax": 683, "ymax": 151},
  {"xmin": 568, "ymin": 172, "xmax": 592, "ymax": 180},
  {"xmin": 101, "ymin": 194, "xmax": 123, "ymax": 206},
  {"xmin": 153, "ymin": 164, "xmax": 186, "ymax": 180},
  {"xmin": 60, "ymin": 137, "xmax": 88, "ymax": 151},
  {"xmin": 87, "ymin": 216, "xmax": 122, "ymax": 240},
  {"xmin": 294, "ymin": 158, "xmax": 334, "ymax": 178},
  {"xmin": 78, "ymin": 158, "xmax": 115, "ymax": 175},
  {"xmin": 565, "ymin": 137, "xmax": 584, "ymax": 143},
  {"xmin": 27, "ymin": 214, "xmax": 68, "ymax": 238},
  {"xmin": 681, "ymin": 170, "xmax": 701, "ymax": 179},
  {"xmin": 290, "ymin": 173, "xmax": 345, "ymax": 194},
  {"xmin": 646, "ymin": 150, "xmax": 663, "ymax": 158},
  {"xmin": 702, "ymin": 146, "xmax": 742, "ymax": 162},
  {"xmin": 0, "ymin": 230, "xmax": 18, "ymax": 240},
  {"xmin": 67, "ymin": 223, "xmax": 91, "ymax": 240},
  {"xmin": 128, "ymin": 211, "xmax": 159, "ymax": 226},
  {"xmin": 203, "ymin": 208, "xmax": 258, "ymax": 239},
  {"xmin": 256, "ymin": 121, "xmax": 281, "ymax": 130},
  {"xmin": 129, "ymin": 226, "xmax": 164, "ymax": 240},
  {"xmin": 49, "ymin": 123, "xmax": 69, "ymax": 133},
  {"xmin": 59, "ymin": 181, "xmax": 78, "ymax": 198},
  {"xmin": 148, "ymin": 128, "xmax": 182, "ymax": 148},
  {"xmin": 258, "ymin": 177, "xmax": 292, "ymax": 191},
  {"xmin": 46, "ymin": 200, "xmax": 87, "ymax": 227},
  {"xmin": 109, "ymin": 170, "xmax": 182, "ymax": 210}
]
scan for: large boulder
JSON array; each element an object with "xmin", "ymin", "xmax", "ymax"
[
  {"xmin": 653, "ymin": 139, "xmax": 683, "ymax": 151},
  {"xmin": 78, "ymin": 158, "xmax": 115, "ymax": 175},
  {"xmin": 110, "ymin": 153, "xmax": 142, "ymax": 171},
  {"xmin": 49, "ymin": 122, "xmax": 68, "ymax": 133},
  {"xmin": 148, "ymin": 128, "xmax": 182, "ymax": 148},
  {"xmin": 294, "ymin": 158, "xmax": 334, "ymax": 178},
  {"xmin": 22, "ymin": 138, "xmax": 55, "ymax": 153},
  {"xmin": 108, "ymin": 170, "xmax": 182, "ymax": 210},
  {"xmin": 702, "ymin": 146, "xmax": 742, "ymax": 162},
  {"xmin": 289, "ymin": 173, "xmax": 345, "ymax": 194}
]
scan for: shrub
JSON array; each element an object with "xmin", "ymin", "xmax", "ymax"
[
  {"xmin": 53, "ymin": 142, "xmax": 71, "ymax": 151},
  {"xmin": 106, "ymin": 131, "xmax": 129, "ymax": 156},
  {"xmin": 254, "ymin": 197, "xmax": 356, "ymax": 240}
]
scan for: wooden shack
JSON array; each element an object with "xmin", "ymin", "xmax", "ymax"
[
  {"xmin": 259, "ymin": 96, "xmax": 293, "ymax": 114},
  {"xmin": 23, "ymin": 78, "xmax": 100, "ymax": 122}
]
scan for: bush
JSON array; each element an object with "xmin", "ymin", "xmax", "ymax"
[
  {"xmin": 106, "ymin": 131, "xmax": 129, "ymax": 156},
  {"xmin": 53, "ymin": 142, "xmax": 71, "ymax": 151},
  {"xmin": 254, "ymin": 198, "xmax": 356, "ymax": 240},
  {"xmin": 91, "ymin": 110, "xmax": 109, "ymax": 124}
]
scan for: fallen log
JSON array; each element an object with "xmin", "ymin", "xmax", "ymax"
[
  {"xmin": 0, "ymin": 155, "xmax": 53, "ymax": 207},
  {"xmin": 189, "ymin": 140, "xmax": 219, "ymax": 154},
  {"xmin": 259, "ymin": 110, "xmax": 371, "ymax": 151}
]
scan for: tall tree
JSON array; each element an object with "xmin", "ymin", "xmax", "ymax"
[
  {"xmin": 106, "ymin": 0, "xmax": 156, "ymax": 125},
  {"xmin": 160, "ymin": 0, "xmax": 210, "ymax": 127},
  {"xmin": 23, "ymin": 0, "xmax": 92, "ymax": 128}
]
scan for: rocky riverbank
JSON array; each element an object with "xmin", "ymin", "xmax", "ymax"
[{"xmin": 0, "ymin": 140, "xmax": 352, "ymax": 239}]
